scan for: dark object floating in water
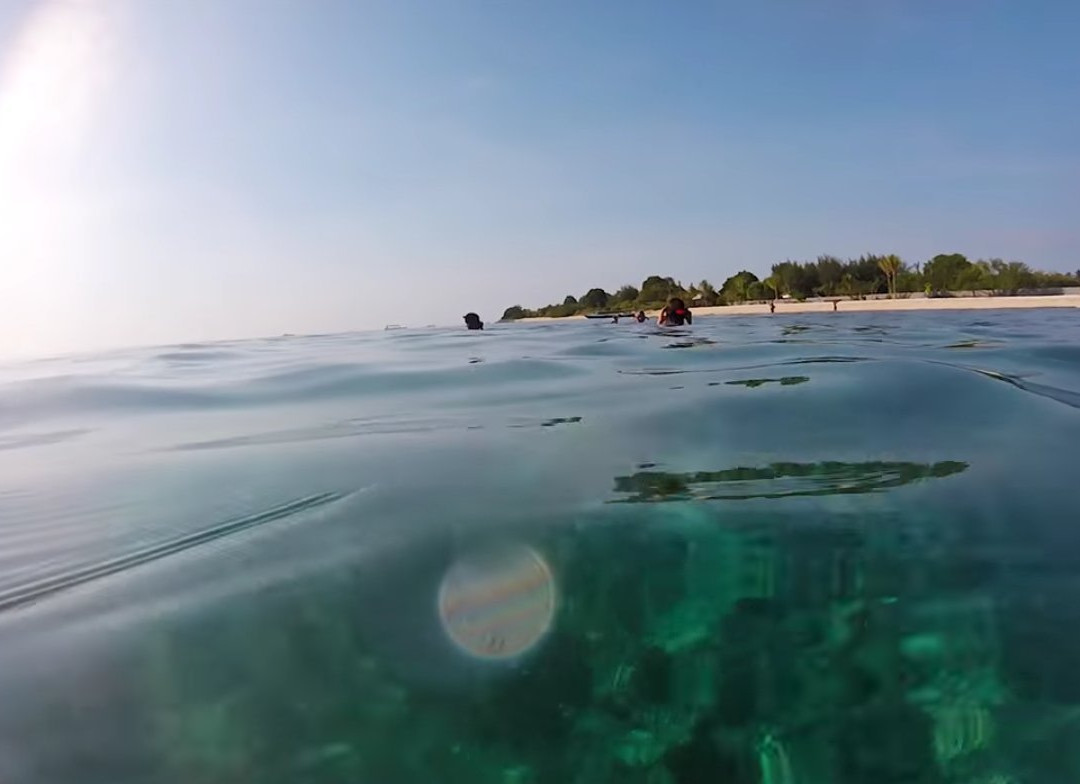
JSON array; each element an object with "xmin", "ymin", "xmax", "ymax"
[
  {"xmin": 507, "ymin": 416, "xmax": 583, "ymax": 429},
  {"xmin": 661, "ymin": 338, "xmax": 716, "ymax": 349},
  {"xmin": 585, "ymin": 313, "xmax": 635, "ymax": 319},
  {"xmin": 541, "ymin": 416, "xmax": 582, "ymax": 427},
  {"xmin": 384, "ymin": 324, "xmax": 406, "ymax": 331},
  {"xmin": 720, "ymin": 376, "xmax": 810, "ymax": 388},
  {"xmin": 621, "ymin": 356, "xmax": 867, "ymax": 377},
  {"xmin": 611, "ymin": 461, "xmax": 968, "ymax": 502},
  {"xmin": 945, "ymin": 340, "xmax": 1001, "ymax": 349}
]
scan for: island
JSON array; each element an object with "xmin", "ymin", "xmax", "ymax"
[{"xmin": 501, "ymin": 254, "xmax": 1080, "ymax": 321}]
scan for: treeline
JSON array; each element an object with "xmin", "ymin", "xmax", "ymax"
[{"xmin": 501, "ymin": 254, "xmax": 1080, "ymax": 320}]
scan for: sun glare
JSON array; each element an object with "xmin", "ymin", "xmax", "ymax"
[
  {"xmin": 0, "ymin": 0, "xmax": 118, "ymax": 174},
  {"xmin": 0, "ymin": 0, "xmax": 122, "ymax": 350}
]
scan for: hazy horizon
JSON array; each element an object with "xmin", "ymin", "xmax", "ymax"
[{"xmin": 2, "ymin": 0, "xmax": 1078, "ymax": 357}]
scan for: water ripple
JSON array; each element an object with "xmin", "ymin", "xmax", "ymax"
[{"xmin": 0, "ymin": 492, "xmax": 344, "ymax": 614}]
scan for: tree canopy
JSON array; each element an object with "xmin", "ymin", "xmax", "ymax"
[
  {"xmin": 499, "ymin": 254, "xmax": 1078, "ymax": 320},
  {"xmin": 579, "ymin": 288, "xmax": 610, "ymax": 309},
  {"xmin": 719, "ymin": 271, "xmax": 758, "ymax": 304}
]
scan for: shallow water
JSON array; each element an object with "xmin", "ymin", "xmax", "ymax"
[{"xmin": 1, "ymin": 310, "xmax": 1079, "ymax": 783}]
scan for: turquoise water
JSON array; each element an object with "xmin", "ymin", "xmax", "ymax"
[{"xmin": 2, "ymin": 310, "xmax": 1080, "ymax": 783}]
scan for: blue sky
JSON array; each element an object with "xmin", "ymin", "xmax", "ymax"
[{"xmin": 1, "ymin": 0, "xmax": 1077, "ymax": 354}]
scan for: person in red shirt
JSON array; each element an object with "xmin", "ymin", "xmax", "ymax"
[{"xmin": 658, "ymin": 298, "xmax": 692, "ymax": 327}]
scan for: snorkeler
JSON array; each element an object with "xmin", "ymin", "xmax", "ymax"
[
  {"xmin": 635, "ymin": 310, "xmax": 647, "ymax": 323},
  {"xmin": 463, "ymin": 313, "xmax": 484, "ymax": 330},
  {"xmin": 658, "ymin": 298, "xmax": 692, "ymax": 326}
]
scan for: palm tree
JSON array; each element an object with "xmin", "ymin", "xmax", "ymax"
[
  {"xmin": 764, "ymin": 275, "xmax": 781, "ymax": 302},
  {"xmin": 878, "ymin": 254, "xmax": 903, "ymax": 298}
]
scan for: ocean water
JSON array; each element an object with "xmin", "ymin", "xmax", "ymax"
[{"xmin": 1, "ymin": 310, "xmax": 1080, "ymax": 783}]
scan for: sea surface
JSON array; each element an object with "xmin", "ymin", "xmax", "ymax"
[{"xmin": 2, "ymin": 310, "xmax": 1080, "ymax": 783}]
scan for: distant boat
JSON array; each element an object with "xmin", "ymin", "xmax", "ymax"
[
  {"xmin": 384, "ymin": 324, "xmax": 406, "ymax": 331},
  {"xmin": 585, "ymin": 313, "xmax": 634, "ymax": 320}
]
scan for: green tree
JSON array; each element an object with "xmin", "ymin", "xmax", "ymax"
[
  {"xmin": 612, "ymin": 284, "xmax": 640, "ymax": 304},
  {"xmin": 896, "ymin": 264, "xmax": 923, "ymax": 294},
  {"xmin": 923, "ymin": 253, "xmax": 971, "ymax": 293},
  {"xmin": 958, "ymin": 261, "xmax": 992, "ymax": 295},
  {"xmin": 814, "ymin": 256, "xmax": 845, "ymax": 297},
  {"xmin": 501, "ymin": 305, "xmax": 529, "ymax": 321},
  {"xmin": 639, "ymin": 276, "xmax": 679, "ymax": 304},
  {"xmin": 720, "ymin": 270, "xmax": 759, "ymax": 304},
  {"xmin": 579, "ymin": 288, "xmax": 610, "ymax": 310},
  {"xmin": 844, "ymin": 256, "xmax": 886, "ymax": 296},
  {"xmin": 989, "ymin": 259, "xmax": 1035, "ymax": 294},
  {"xmin": 770, "ymin": 262, "xmax": 796, "ymax": 298},
  {"xmin": 877, "ymin": 254, "xmax": 903, "ymax": 298},
  {"xmin": 1032, "ymin": 270, "xmax": 1076, "ymax": 288},
  {"xmin": 562, "ymin": 295, "xmax": 578, "ymax": 307},
  {"xmin": 771, "ymin": 261, "xmax": 818, "ymax": 299},
  {"xmin": 695, "ymin": 279, "xmax": 720, "ymax": 306},
  {"xmin": 764, "ymin": 275, "xmax": 782, "ymax": 301}
]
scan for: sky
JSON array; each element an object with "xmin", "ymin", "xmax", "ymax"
[{"xmin": 0, "ymin": 0, "xmax": 1078, "ymax": 356}]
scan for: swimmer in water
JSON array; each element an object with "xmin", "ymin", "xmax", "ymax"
[
  {"xmin": 463, "ymin": 312, "xmax": 484, "ymax": 330},
  {"xmin": 658, "ymin": 298, "xmax": 692, "ymax": 327},
  {"xmin": 635, "ymin": 310, "xmax": 647, "ymax": 323}
]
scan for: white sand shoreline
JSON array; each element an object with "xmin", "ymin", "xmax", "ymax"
[{"xmin": 515, "ymin": 294, "xmax": 1080, "ymax": 323}]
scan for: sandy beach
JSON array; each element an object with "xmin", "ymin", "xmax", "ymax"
[{"xmin": 517, "ymin": 294, "xmax": 1080, "ymax": 323}]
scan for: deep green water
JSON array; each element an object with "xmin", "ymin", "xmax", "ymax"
[{"xmin": 2, "ymin": 310, "xmax": 1080, "ymax": 783}]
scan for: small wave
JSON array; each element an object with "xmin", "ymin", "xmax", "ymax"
[
  {"xmin": 0, "ymin": 358, "xmax": 587, "ymax": 425},
  {"xmin": 618, "ymin": 356, "xmax": 870, "ymax": 377},
  {"xmin": 970, "ymin": 368, "xmax": 1080, "ymax": 411},
  {"xmin": 167, "ymin": 418, "xmax": 461, "ymax": 451},
  {"xmin": 154, "ymin": 350, "xmax": 241, "ymax": 363},
  {"xmin": 925, "ymin": 359, "xmax": 1080, "ymax": 411},
  {"xmin": 0, "ymin": 429, "xmax": 90, "ymax": 451},
  {"xmin": 0, "ymin": 492, "xmax": 344, "ymax": 614}
]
